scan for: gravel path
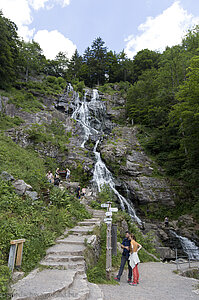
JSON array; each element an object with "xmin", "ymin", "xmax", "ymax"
[{"xmin": 100, "ymin": 262, "xmax": 199, "ymax": 300}]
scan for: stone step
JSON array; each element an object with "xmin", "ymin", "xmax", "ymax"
[
  {"xmin": 12, "ymin": 269, "xmax": 76, "ymax": 300},
  {"xmin": 87, "ymin": 282, "xmax": 104, "ymax": 300},
  {"xmin": 57, "ymin": 234, "xmax": 96, "ymax": 246},
  {"xmin": 70, "ymin": 225, "xmax": 95, "ymax": 235},
  {"xmin": 67, "ymin": 273, "xmax": 89, "ymax": 300},
  {"xmin": 46, "ymin": 243, "xmax": 85, "ymax": 256},
  {"xmin": 56, "ymin": 235, "xmax": 91, "ymax": 245},
  {"xmin": 78, "ymin": 221, "xmax": 100, "ymax": 226},
  {"xmin": 40, "ymin": 260, "xmax": 85, "ymax": 271},
  {"xmin": 47, "ymin": 274, "xmax": 89, "ymax": 300},
  {"xmin": 43, "ymin": 254, "xmax": 85, "ymax": 263}
]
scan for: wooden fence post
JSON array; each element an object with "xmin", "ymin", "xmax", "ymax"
[{"xmin": 8, "ymin": 239, "xmax": 25, "ymax": 272}]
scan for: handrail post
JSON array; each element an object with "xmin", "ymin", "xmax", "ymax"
[
  {"xmin": 188, "ymin": 255, "xmax": 191, "ymax": 268},
  {"xmin": 175, "ymin": 248, "xmax": 179, "ymax": 271}
]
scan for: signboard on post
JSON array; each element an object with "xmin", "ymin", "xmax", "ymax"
[
  {"xmin": 103, "ymin": 202, "xmax": 118, "ymax": 280},
  {"xmin": 104, "ymin": 218, "xmax": 112, "ymax": 223},
  {"xmin": 105, "ymin": 211, "xmax": 112, "ymax": 217},
  {"xmin": 101, "ymin": 203, "xmax": 109, "ymax": 208},
  {"xmin": 110, "ymin": 208, "xmax": 118, "ymax": 212}
]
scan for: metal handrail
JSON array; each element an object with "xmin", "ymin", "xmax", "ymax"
[{"xmin": 174, "ymin": 248, "xmax": 199, "ymax": 270}]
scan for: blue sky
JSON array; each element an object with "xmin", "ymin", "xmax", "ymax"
[{"xmin": 0, "ymin": 0, "xmax": 199, "ymax": 59}]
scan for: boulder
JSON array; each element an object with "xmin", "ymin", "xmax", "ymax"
[
  {"xmin": 12, "ymin": 180, "xmax": 32, "ymax": 195},
  {"xmin": 61, "ymin": 181, "xmax": 79, "ymax": 193},
  {"xmin": 156, "ymin": 247, "xmax": 175, "ymax": 260},
  {"xmin": 25, "ymin": 191, "xmax": 39, "ymax": 201},
  {"xmin": 1, "ymin": 171, "xmax": 15, "ymax": 182}
]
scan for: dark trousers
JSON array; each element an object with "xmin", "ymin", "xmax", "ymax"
[{"xmin": 117, "ymin": 255, "xmax": 132, "ymax": 280}]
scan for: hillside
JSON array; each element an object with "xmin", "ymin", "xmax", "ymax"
[{"xmin": 1, "ymin": 10, "xmax": 199, "ymax": 299}]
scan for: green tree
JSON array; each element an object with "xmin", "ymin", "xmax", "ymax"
[
  {"xmin": 46, "ymin": 52, "xmax": 69, "ymax": 77},
  {"xmin": 90, "ymin": 37, "xmax": 108, "ymax": 86},
  {"xmin": 169, "ymin": 55, "xmax": 199, "ymax": 174},
  {"xmin": 131, "ymin": 49, "xmax": 160, "ymax": 83},
  {"xmin": 18, "ymin": 40, "xmax": 47, "ymax": 81},
  {"xmin": 0, "ymin": 10, "xmax": 20, "ymax": 88}
]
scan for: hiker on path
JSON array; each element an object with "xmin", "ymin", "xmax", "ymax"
[
  {"xmin": 54, "ymin": 168, "xmax": 60, "ymax": 187},
  {"xmin": 66, "ymin": 168, "xmax": 70, "ymax": 181},
  {"xmin": 129, "ymin": 234, "xmax": 142, "ymax": 286},
  {"xmin": 114, "ymin": 231, "xmax": 132, "ymax": 283},
  {"xmin": 164, "ymin": 216, "xmax": 169, "ymax": 227},
  {"xmin": 46, "ymin": 171, "xmax": 54, "ymax": 183},
  {"xmin": 82, "ymin": 187, "xmax": 86, "ymax": 197},
  {"xmin": 76, "ymin": 185, "xmax": 81, "ymax": 199}
]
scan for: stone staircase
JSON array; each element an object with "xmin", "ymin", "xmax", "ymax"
[{"xmin": 12, "ymin": 208, "xmax": 105, "ymax": 300}]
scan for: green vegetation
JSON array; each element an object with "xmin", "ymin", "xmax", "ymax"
[
  {"xmin": 125, "ymin": 27, "xmax": 199, "ymax": 221},
  {"xmin": 0, "ymin": 114, "xmax": 24, "ymax": 130},
  {"xmin": 0, "ymin": 180, "xmax": 90, "ymax": 297},
  {"xmin": 26, "ymin": 121, "xmax": 69, "ymax": 152},
  {"xmin": 0, "ymin": 133, "xmax": 47, "ymax": 191},
  {"xmin": 182, "ymin": 269, "xmax": 199, "ymax": 280}
]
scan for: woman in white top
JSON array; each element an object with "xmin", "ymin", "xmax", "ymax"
[{"xmin": 129, "ymin": 234, "xmax": 142, "ymax": 286}]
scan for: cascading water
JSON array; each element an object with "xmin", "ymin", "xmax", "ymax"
[
  {"xmin": 170, "ymin": 230, "xmax": 199, "ymax": 260},
  {"xmin": 71, "ymin": 87, "xmax": 142, "ymax": 224},
  {"xmin": 72, "ymin": 90, "xmax": 99, "ymax": 147},
  {"xmin": 93, "ymin": 141, "xmax": 141, "ymax": 224}
]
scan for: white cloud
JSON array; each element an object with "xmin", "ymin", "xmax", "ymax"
[
  {"xmin": 28, "ymin": 0, "xmax": 70, "ymax": 10},
  {"xmin": 0, "ymin": 0, "xmax": 71, "ymax": 40},
  {"xmin": 0, "ymin": 0, "xmax": 34, "ymax": 40},
  {"xmin": 56, "ymin": 0, "xmax": 70, "ymax": 7},
  {"xmin": 28, "ymin": 0, "xmax": 49, "ymax": 10},
  {"xmin": 34, "ymin": 29, "xmax": 76, "ymax": 59},
  {"xmin": 125, "ymin": 1, "xmax": 199, "ymax": 58}
]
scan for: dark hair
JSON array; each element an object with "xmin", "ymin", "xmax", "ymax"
[
  {"xmin": 130, "ymin": 234, "xmax": 136, "ymax": 241},
  {"xmin": 125, "ymin": 230, "xmax": 130, "ymax": 234}
]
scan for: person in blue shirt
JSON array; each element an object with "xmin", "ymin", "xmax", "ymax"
[{"xmin": 114, "ymin": 231, "xmax": 132, "ymax": 282}]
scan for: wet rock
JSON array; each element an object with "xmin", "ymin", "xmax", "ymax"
[{"xmin": 1, "ymin": 171, "xmax": 15, "ymax": 182}]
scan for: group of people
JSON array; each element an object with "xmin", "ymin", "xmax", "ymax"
[
  {"xmin": 114, "ymin": 231, "xmax": 142, "ymax": 286},
  {"xmin": 46, "ymin": 169, "xmax": 86, "ymax": 199},
  {"xmin": 46, "ymin": 167, "xmax": 71, "ymax": 187}
]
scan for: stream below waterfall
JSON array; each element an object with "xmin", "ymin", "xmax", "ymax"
[{"xmin": 170, "ymin": 230, "xmax": 199, "ymax": 260}]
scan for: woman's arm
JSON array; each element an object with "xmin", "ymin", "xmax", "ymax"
[{"xmin": 137, "ymin": 243, "xmax": 142, "ymax": 252}]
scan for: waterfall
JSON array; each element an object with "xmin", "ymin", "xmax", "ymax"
[
  {"xmin": 71, "ymin": 87, "xmax": 142, "ymax": 225},
  {"xmin": 170, "ymin": 230, "xmax": 199, "ymax": 260},
  {"xmin": 93, "ymin": 141, "xmax": 141, "ymax": 224},
  {"xmin": 72, "ymin": 90, "xmax": 99, "ymax": 147}
]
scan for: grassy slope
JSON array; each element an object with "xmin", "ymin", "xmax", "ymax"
[{"xmin": 0, "ymin": 78, "xmax": 92, "ymax": 298}]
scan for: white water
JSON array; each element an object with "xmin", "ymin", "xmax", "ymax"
[
  {"xmin": 71, "ymin": 87, "xmax": 142, "ymax": 224},
  {"xmin": 171, "ymin": 230, "xmax": 199, "ymax": 260},
  {"xmin": 72, "ymin": 90, "xmax": 99, "ymax": 147}
]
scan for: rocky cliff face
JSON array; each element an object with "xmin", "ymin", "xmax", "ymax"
[
  {"xmin": 100, "ymin": 125, "xmax": 175, "ymax": 208},
  {"xmin": 1, "ymin": 84, "xmax": 198, "ymax": 254}
]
